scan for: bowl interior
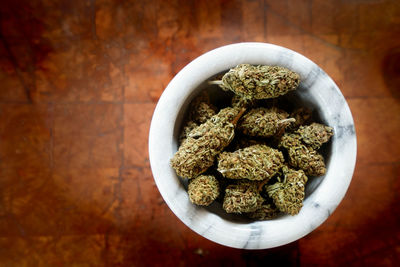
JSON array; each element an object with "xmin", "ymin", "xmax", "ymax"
[{"xmin": 172, "ymin": 72, "xmax": 333, "ymax": 223}]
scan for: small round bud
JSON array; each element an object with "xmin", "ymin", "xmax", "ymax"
[
  {"xmin": 188, "ymin": 175, "xmax": 220, "ymax": 206},
  {"xmin": 238, "ymin": 107, "xmax": 290, "ymax": 138},
  {"xmin": 296, "ymin": 123, "xmax": 334, "ymax": 149}
]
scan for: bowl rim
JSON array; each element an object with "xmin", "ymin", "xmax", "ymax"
[{"xmin": 148, "ymin": 42, "xmax": 357, "ymax": 249}]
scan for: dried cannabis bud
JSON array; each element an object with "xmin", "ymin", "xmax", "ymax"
[
  {"xmin": 172, "ymin": 63, "xmax": 334, "ymax": 220},
  {"xmin": 171, "ymin": 107, "xmax": 245, "ymax": 178},
  {"xmin": 217, "ymin": 144, "xmax": 284, "ymax": 181},
  {"xmin": 296, "ymin": 123, "xmax": 334, "ymax": 150},
  {"xmin": 238, "ymin": 107, "xmax": 294, "ymax": 138},
  {"xmin": 247, "ymin": 203, "xmax": 279, "ymax": 220},
  {"xmin": 287, "ymin": 145, "xmax": 326, "ymax": 176},
  {"xmin": 212, "ymin": 64, "xmax": 300, "ymax": 99},
  {"xmin": 179, "ymin": 120, "xmax": 198, "ymax": 144},
  {"xmin": 190, "ymin": 101, "xmax": 217, "ymax": 124},
  {"xmin": 178, "ymin": 92, "xmax": 217, "ymax": 144},
  {"xmin": 279, "ymin": 132, "xmax": 303, "ymax": 148},
  {"xmin": 188, "ymin": 175, "xmax": 220, "ymax": 206},
  {"xmin": 267, "ymin": 166, "xmax": 308, "ymax": 215},
  {"xmin": 222, "ymin": 181, "xmax": 264, "ymax": 213},
  {"xmin": 279, "ymin": 121, "xmax": 333, "ymax": 176},
  {"xmin": 279, "ymin": 133, "xmax": 326, "ymax": 176},
  {"xmin": 287, "ymin": 107, "xmax": 312, "ymax": 131}
]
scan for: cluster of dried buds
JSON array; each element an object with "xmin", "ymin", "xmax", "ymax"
[{"xmin": 170, "ymin": 64, "xmax": 333, "ymax": 220}]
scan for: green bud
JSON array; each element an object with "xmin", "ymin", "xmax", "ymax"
[
  {"xmin": 223, "ymin": 181, "xmax": 264, "ymax": 213},
  {"xmin": 218, "ymin": 64, "xmax": 300, "ymax": 99},
  {"xmin": 238, "ymin": 107, "xmax": 292, "ymax": 138},
  {"xmin": 171, "ymin": 107, "xmax": 244, "ymax": 178},
  {"xmin": 287, "ymin": 145, "xmax": 326, "ymax": 176},
  {"xmin": 217, "ymin": 144, "xmax": 285, "ymax": 181},
  {"xmin": 190, "ymin": 101, "xmax": 217, "ymax": 124},
  {"xmin": 279, "ymin": 132, "xmax": 327, "ymax": 176},
  {"xmin": 296, "ymin": 123, "xmax": 334, "ymax": 150},
  {"xmin": 279, "ymin": 132, "xmax": 303, "ymax": 149},
  {"xmin": 188, "ymin": 175, "xmax": 220, "ymax": 206},
  {"xmin": 178, "ymin": 91, "xmax": 216, "ymax": 144},
  {"xmin": 179, "ymin": 120, "xmax": 198, "ymax": 144},
  {"xmin": 267, "ymin": 166, "xmax": 308, "ymax": 215}
]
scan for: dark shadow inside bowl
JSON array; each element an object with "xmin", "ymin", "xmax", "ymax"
[{"xmin": 172, "ymin": 72, "xmax": 333, "ymax": 224}]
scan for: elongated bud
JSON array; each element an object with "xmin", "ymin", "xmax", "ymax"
[
  {"xmin": 214, "ymin": 64, "xmax": 300, "ymax": 99},
  {"xmin": 171, "ymin": 107, "xmax": 244, "ymax": 178},
  {"xmin": 238, "ymin": 107, "xmax": 292, "ymax": 138}
]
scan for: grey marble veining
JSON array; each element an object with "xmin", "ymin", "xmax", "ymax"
[{"xmin": 149, "ymin": 43, "xmax": 357, "ymax": 249}]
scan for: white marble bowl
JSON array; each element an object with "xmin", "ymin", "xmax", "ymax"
[{"xmin": 148, "ymin": 43, "xmax": 357, "ymax": 249}]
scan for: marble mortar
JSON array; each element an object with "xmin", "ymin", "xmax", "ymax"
[{"xmin": 148, "ymin": 43, "xmax": 357, "ymax": 249}]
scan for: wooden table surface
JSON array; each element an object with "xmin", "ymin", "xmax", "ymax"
[{"xmin": 0, "ymin": 0, "xmax": 399, "ymax": 266}]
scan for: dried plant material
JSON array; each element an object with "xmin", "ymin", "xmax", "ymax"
[
  {"xmin": 211, "ymin": 64, "xmax": 300, "ymax": 99},
  {"xmin": 238, "ymin": 107, "xmax": 294, "ymax": 138},
  {"xmin": 287, "ymin": 145, "xmax": 326, "ymax": 176},
  {"xmin": 179, "ymin": 120, "xmax": 198, "ymax": 144},
  {"xmin": 279, "ymin": 132, "xmax": 303, "ymax": 149},
  {"xmin": 178, "ymin": 92, "xmax": 216, "ymax": 144},
  {"xmin": 222, "ymin": 181, "xmax": 264, "ymax": 213},
  {"xmin": 231, "ymin": 94, "xmax": 257, "ymax": 109},
  {"xmin": 279, "ymin": 122, "xmax": 332, "ymax": 176},
  {"xmin": 287, "ymin": 107, "xmax": 312, "ymax": 131},
  {"xmin": 267, "ymin": 166, "xmax": 308, "ymax": 215},
  {"xmin": 247, "ymin": 203, "xmax": 279, "ymax": 220},
  {"xmin": 297, "ymin": 123, "xmax": 334, "ymax": 150},
  {"xmin": 171, "ymin": 63, "xmax": 334, "ymax": 220},
  {"xmin": 190, "ymin": 102, "xmax": 217, "ymax": 124},
  {"xmin": 217, "ymin": 144, "xmax": 284, "ymax": 181},
  {"xmin": 279, "ymin": 132, "xmax": 327, "ymax": 176},
  {"xmin": 171, "ymin": 107, "xmax": 245, "ymax": 178},
  {"xmin": 188, "ymin": 175, "xmax": 220, "ymax": 206}
]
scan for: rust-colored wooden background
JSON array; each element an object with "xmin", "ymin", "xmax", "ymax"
[{"xmin": 0, "ymin": 0, "xmax": 399, "ymax": 266}]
